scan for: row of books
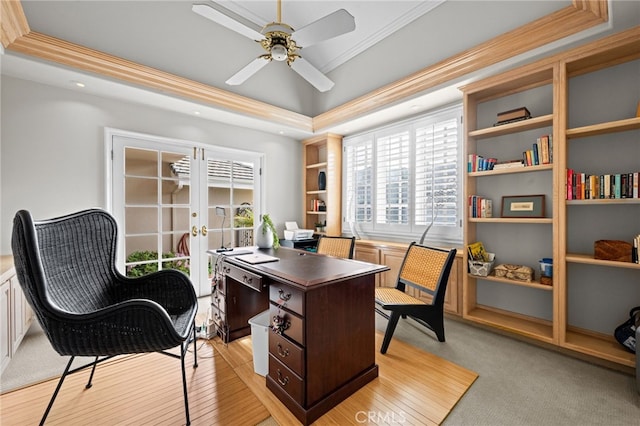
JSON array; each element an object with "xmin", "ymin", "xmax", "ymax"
[
  {"xmin": 566, "ymin": 169, "xmax": 640, "ymax": 200},
  {"xmin": 523, "ymin": 134, "xmax": 553, "ymax": 166},
  {"xmin": 467, "ymin": 134, "xmax": 552, "ymax": 172},
  {"xmin": 468, "ymin": 195, "xmax": 493, "ymax": 218},
  {"xmin": 309, "ymin": 199, "xmax": 326, "ymax": 211}
]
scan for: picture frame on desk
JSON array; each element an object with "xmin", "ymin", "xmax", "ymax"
[{"xmin": 501, "ymin": 194, "xmax": 545, "ymax": 218}]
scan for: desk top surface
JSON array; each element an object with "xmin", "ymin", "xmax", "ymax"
[{"xmin": 212, "ymin": 247, "xmax": 388, "ymax": 289}]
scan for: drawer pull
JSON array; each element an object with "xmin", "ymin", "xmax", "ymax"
[
  {"xmin": 276, "ymin": 343, "xmax": 290, "ymax": 358},
  {"xmin": 271, "ymin": 314, "xmax": 290, "ymax": 335},
  {"xmin": 276, "ymin": 370, "xmax": 289, "ymax": 386},
  {"xmin": 278, "ymin": 288, "xmax": 292, "ymax": 302}
]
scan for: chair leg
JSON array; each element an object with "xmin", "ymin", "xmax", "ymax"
[
  {"xmin": 380, "ymin": 312, "xmax": 401, "ymax": 354},
  {"xmin": 40, "ymin": 356, "xmax": 75, "ymax": 426},
  {"xmin": 181, "ymin": 341, "xmax": 191, "ymax": 426},
  {"xmin": 192, "ymin": 321, "xmax": 198, "ymax": 368},
  {"xmin": 85, "ymin": 356, "xmax": 99, "ymax": 389}
]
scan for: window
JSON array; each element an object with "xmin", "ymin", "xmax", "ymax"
[{"xmin": 343, "ymin": 104, "xmax": 463, "ymax": 244}]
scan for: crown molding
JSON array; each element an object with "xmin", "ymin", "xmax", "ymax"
[
  {"xmin": 312, "ymin": 0, "xmax": 609, "ymax": 132},
  {"xmin": 1, "ymin": 0, "xmax": 29, "ymax": 48},
  {"xmin": 4, "ymin": 1, "xmax": 609, "ymax": 136}
]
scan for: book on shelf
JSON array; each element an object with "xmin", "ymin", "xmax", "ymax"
[
  {"xmin": 467, "ymin": 241, "xmax": 490, "ymax": 262},
  {"xmin": 494, "ymin": 106, "xmax": 531, "ymax": 126},
  {"xmin": 566, "ymin": 169, "xmax": 640, "ymax": 200},
  {"xmin": 468, "ymin": 195, "xmax": 492, "ymax": 218},
  {"xmin": 493, "ymin": 159, "xmax": 524, "ymax": 170},
  {"xmin": 633, "ymin": 234, "xmax": 640, "ymax": 264},
  {"xmin": 468, "ymin": 154, "xmax": 497, "ymax": 172}
]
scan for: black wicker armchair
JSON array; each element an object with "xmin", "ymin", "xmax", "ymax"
[{"xmin": 11, "ymin": 209, "xmax": 198, "ymax": 425}]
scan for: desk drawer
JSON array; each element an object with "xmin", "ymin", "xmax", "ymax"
[
  {"xmin": 269, "ymin": 355, "xmax": 304, "ymax": 406},
  {"xmin": 222, "ymin": 263, "xmax": 263, "ymax": 292},
  {"xmin": 211, "ymin": 291, "xmax": 226, "ymax": 313},
  {"xmin": 270, "ymin": 304, "xmax": 304, "ymax": 346},
  {"xmin": 269, "ymin": 332, "xmax": 304, "ymax": 377},
  {"xmin": 269, "ymin": 283, "xmax": 304, "ymax": 316}
]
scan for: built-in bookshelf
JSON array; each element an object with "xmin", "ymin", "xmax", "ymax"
[
  {"xmin": 461, "ymin": 26, "xmax": 640, "ymax": 368},
  {"xmin": 558, "ymin": 29, "xmax": 640, "ymax": 368},
  {"xmin": 302, "ymin": 134, "xmax": 342, "ymax": 236},
  {"xmin": 461, "ymin": 60, "xmax": 557, "ymax": 344}
]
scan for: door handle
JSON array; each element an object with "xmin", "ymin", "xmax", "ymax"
[
  {"xmin": 192, "ymin": 225, "xmax": 199, "ymax": 236},
  {"xmin": 201, "ymin": 225, "xmax": 208, "ymax": 236}
]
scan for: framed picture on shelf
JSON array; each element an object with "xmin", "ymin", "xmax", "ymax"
[{"xmin": 501, "ymin": 194, "xmax": 545, "ymax": 218}]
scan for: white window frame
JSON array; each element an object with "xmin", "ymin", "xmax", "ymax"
[{"xmin": 342, "ymin": 104, "xmax": 464, "ymax": 245}]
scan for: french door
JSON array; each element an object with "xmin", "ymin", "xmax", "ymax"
[{"xmin": 108, "ymin": 129, "xmax": 262, "ymax": 296}]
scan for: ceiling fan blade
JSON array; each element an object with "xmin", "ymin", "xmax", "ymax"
[
  {"xmin": 292, "ymin": 9, "xmax": 356, "ymax": 47},
  {"xmin": 226, "ymin": 57, "xmax": 270, "ymax": 86},
  {"xmin": 290, "ymin": 58, "xmax": 334, "ymax": 92},
  {"xmin": 192, "ymin": 3, "xmax": 264, "ymax": 41}
]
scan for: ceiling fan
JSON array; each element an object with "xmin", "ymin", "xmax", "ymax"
[{"xmin": 192, "ymin": 0, "xmax": 356, "ymax": 92}]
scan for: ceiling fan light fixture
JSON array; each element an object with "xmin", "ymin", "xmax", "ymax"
[{"xmin": 271, "ymin": 44, "xmax": 288, "ymax": 62}]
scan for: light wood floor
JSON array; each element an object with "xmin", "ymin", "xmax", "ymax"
[{"xmin": 0, "ymin": 332, "xmax": 477, "ymax": 425}]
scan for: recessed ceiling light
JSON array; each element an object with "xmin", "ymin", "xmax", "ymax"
[
  {"xmin": 72, "ymin": 80, "xmax": 85, "ymax": 88},
  {"xmin": 279, "ymin": 130, "xmax": 285, "ymax": 135},
  {"xmin": 193, "ymin": 111, "xmax": 201, "ymax": 115}
]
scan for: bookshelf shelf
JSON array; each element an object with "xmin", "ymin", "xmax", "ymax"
[
  {"xmin": 566, "ymin": 117, "xmax": 640, "ymax": 139},
  {"xmin": 566, "ymin": 198, "xmax": 640, "ymax": 205},
  {"xmin": 469, "ymin": 163, "xmax": 553, "ymax": 177},
  {"xmin": 306, "ymin": 161, "xmax": 328, "ymax": 170},
  {"xmin": 465, "ymin": 306, "xmax": 554, "ymax": 343},
  {"xmin": 468, "ymin": 217, "xmax": 552, "ymax": 224},
  {"xmin": 564, "ymin": 330, "xmax": 635, "ymax": 367},
  {"xmin": 565, "ymin": 253, "xmax": 640, "ymax": 270},
  {"xmin": 468, "ymin": 273, "xmax": 554, "ymax": 290},
  {"xmin": 468, "ymin": 114, "xmax": 553, "ymax": 139}
]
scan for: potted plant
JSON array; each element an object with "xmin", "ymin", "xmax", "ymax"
[
  {"xmin": 257, "ymin": 213, "xmax": 280, "ymax": 249},
  {"xmin": 314, "ymin": 221, "xmax": 326, "ymax": 233}
]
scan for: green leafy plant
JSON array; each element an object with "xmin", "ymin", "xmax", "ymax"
[
  {"xmin": 261, "ymin": 214, "xmax": 280, "ymax": 249},
  {"xmin": 126, "ymin": 250, "xmax": 190, "ymax": 277},
  {"xmin": 234, "ymin": 207, "xmax": 253, "ymax": 227}
]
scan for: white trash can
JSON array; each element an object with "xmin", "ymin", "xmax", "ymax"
[{"xmin": 248, "ymin": 310, "xmax": 270, "ymax": 376}]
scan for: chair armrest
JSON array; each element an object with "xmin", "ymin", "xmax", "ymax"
[{"xmin": 116, "ymin": 269, "xmax": 198, "ymax": 314}]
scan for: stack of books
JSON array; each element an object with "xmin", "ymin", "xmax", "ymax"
[{"xmin": 494, "ymin": 107, "xmax": 531, "ymax": 126}]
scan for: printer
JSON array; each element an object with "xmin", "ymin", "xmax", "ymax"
[{"xmin": 284, "ymin": 221, "xmax": 314, "ymax": 241}]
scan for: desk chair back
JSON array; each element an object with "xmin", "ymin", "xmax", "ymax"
[
  {"xmin": 316, "ymin": 235, "xmax": 356, "ymax": 259},
  {"xmin": 375, "ymin": 242, "xmax": 456, "ymax": 353}
]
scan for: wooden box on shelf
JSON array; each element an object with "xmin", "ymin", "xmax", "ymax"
[{"xmin": 594, "ymin": 240, "xmax": 632, "ymax": 262}]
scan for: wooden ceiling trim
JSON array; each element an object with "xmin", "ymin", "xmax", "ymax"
[
  {"xmin": 1, "ymin": 0, "xmax": 30, "ymax": 48},
  {"xmin": 3, "ymin": 1, "xmax": 609, "ymax": 136},
  {"xmin": 6, "ymin": 31, "xmax": 313, "ymax": 132},
  {"xmin": 312, "ymin": 0, "xmax": 609, "ymax": 132}
]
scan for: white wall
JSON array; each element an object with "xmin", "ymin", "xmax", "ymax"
[{"xmin": 0, "ymin": 76, "xmax": 302, "ymax": 254}]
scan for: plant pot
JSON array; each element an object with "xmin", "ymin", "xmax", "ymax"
[{"xmin": 256, "ymin": 221, "xmax": 274, "ymax": 248}]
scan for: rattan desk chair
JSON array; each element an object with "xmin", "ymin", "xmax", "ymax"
[
  {"xmin": 316, "ymin": 235, "xmax": 356, "ymax": 259},
  {"xmin": 11, "ymin": 209, "xmax": 199, "ymax": 425},
  {"xmin": 375, "ymin": 242, "xmax": 456, "ymax": 354}
]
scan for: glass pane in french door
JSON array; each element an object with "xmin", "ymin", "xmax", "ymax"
[
  {"xmin": 206, "ymin": 158, "xmax": 255, "ymax": 251},
  {"xmin": 122, "ymin": 147, "xmax": 194, "ymax": 279}
]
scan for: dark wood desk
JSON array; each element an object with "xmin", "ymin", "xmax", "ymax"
[{"xmin": 210, "ymin": 247, "xmax": 388, "ymax": 425}]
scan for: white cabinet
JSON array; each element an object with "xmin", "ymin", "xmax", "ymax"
[{"xmin": 1, "ymin": 256, "xmax": 34, "ymax": 374}]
